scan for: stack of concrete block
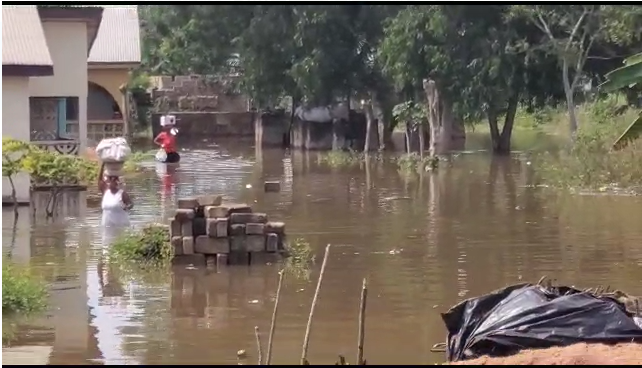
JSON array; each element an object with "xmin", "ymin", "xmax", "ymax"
[{"xmin": 170, "ymin": 194, "xmax": 287, "ymax": 266}]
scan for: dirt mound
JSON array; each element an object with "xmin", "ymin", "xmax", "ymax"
[{"xmin": 449, "ymin": 343, "xmax": 642, "ymax": 365}]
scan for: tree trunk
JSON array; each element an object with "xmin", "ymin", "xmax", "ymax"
[
  {"xmin": 363, "ymin": 102, "xmax": 374, "ymax": 153},
  {"xmin": 418, "ymin": 123, "xmax": 425, "ymax": 160},
  {"xmin": 562, "ymin": 59, "xmax": 579, "ymax": 137},
  {"xmin": 487, "ymin": 94, "xmax": 519, "ymax": 155},
  {"xmin": 405, "ymin": 126, "xmax": 411, "ymax": 154},
  {"xmin": 423, "ymin": 79, "xmax": 454, "ymax": 156},
  {"xmin": 372, "ymin": 92, "xmax": 392, "ymax": 151},
  {"xmin": 8, "ymin": 176, "xmax": 18, "ymax": 217}
]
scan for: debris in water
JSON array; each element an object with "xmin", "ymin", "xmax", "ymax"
[
  {"xmin": 248, "ymin": 300, "xmax": 259, "ymax": 304},
  {"xmin": 237, "ymin": 349, "xmax": 247, "ymax": 359},
  {"xmin": 245, "ymin": 184, "xmax": 252, "ymax": 189}
]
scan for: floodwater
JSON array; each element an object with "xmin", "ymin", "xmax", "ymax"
[{"xmin": 3, "ymin": 134, "xmax": 642, "ymax": 365}]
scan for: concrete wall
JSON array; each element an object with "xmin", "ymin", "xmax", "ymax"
[
  {"xmin": 254, "ymin": 111, "xmax": 289, "ymax": 148},
  {"xmin": 29, "ymin": 21, "xmax": 89, "ymax": 150},
  {"xmin": 2, "ymin": 77, "xmax": 32, "ymax": 203},
  {"xmin": 150, "ymin": 75, "xmax": 249, "ymax": 113},
  {"xmin": 151, "ymin": 112, "xmax": 256, "ymax": 141}
]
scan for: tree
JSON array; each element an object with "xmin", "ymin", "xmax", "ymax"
[
  {"xmin": 2, "ymin": 138, "xmax": 30, "ymax": 214},
  {"xmin": 512, "ymin": 5, "xmax": 642, "ymax": 137}
]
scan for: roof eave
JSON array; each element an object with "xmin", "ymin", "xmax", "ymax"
[
  {"xmin": 37, "ymin": 6, "xmax": 104, "ymax": 57},
  {"xmin": 3, "ymin": 64, "xmax": 54, "ymax": 77}
]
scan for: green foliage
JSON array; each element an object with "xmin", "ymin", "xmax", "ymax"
[
  {"xmin": 396, "ymin": 153, "xmax": 439, "ymax": 174},
  {"xmin": 317, "ymin": 150, "xmax": 364, "ymax": 168},
  {"xmin": 536, "ymin": 105, "xmax": 642, "ymax": 191},
  {"xmin": 22, "ymin": 147, "xmax": 97, "ymax": 187},
  {"xmin": 392, "ymin": 101, "xmax": 426, "ymax": 130},
  {"xmin": 109, "ymin": 224, "xmax": 173, "ymax": 267},
  {"xmin": 2, "ymin": 138, "xmax": 30, "ymax": 179},
  {"xmin": 283, "ymin": 237, "xmax": 315, "ymax": 281},
  {"xmin": 2, "ymin": 261, "xmax": 48, "ymax": 346},
  {"xmin": 2, "ymin": 261, "xmax": 47, "ymax": 317}
]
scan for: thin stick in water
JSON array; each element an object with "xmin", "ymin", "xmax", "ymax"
[
  {"xmin": 266, "ymin": 270, "xmax": 285, "ymax": 365},
  {"xmin": 300, "ymin": 244, "xmax": 331, "ymax": 365},
  {"xmin": 356, "ymin": 278, "xmax": 368, "ymax": 365},
  {"xmin": 255, "ymin": 326, "xmax": 263, "ymax": 365}
]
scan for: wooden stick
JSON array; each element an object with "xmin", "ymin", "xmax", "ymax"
[
  {"xmin": 356, "ymin": 278, "xmax": 368, "ymax": 365},
  {"xmin": 300, "ymin": 244, "xmax": 331, "ymax": 365},
  {"xmin": 255, "ymin": 326, "xmax": 263, "ymax": 365},
  {"xmin": 266, "ymin": 270, "xmax": 285, "ymax": 365}
]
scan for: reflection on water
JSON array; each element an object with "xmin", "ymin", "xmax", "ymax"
[{"xmin": 2, "ymin": 138, "xmax": 642, "ymax": 365}]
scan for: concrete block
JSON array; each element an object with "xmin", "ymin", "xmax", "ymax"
[
  {"xmin": 181, "ymin": 221, "xmax": 193, "ymax": 237},
  {"xmin": 192, "ymin": 217, "xmax": 207, "ymax": 237},
  {"xmin": 229, "ymin": 223, "xmax": 246, "ymax": 236},
  {"xmin": 182, "ymin": 236, "xmax": 195, "ymax": 255},
  {"xmin": 170, "ymin": 219, "xmax": 182, "ymax": 238},
  {"xmin": 197, "ymin": 194, "xmax": 223, "ymax": 207},
  {"xmin": 175, "ymin": 209, "xmax": 195, "ymax": 221},
  {"xmin": 229, "ymin": 235, "xmax": 247, "ymax": 252},
  {"xmin": 205, "ymin": 255, "xmax": 216, "ymax": 269},
  {"xmin": 227, "ymin": 204, "xmax": 253, "ymax": 216},
  {"xmin": 206, "ymin": 218, "xmax": 229, "ymax": 237},
  {"xmin": 171, "ymin": 236, "xmax": 183, "ymax": 255},
  {"xmin": 264, "ymin": 181, "xmax": 281, "ymax": 192},
  {"xmin": 195, "ymin": 235, "xmax": 230, "ymax": 254},
  {"xmin": 216, "ymin": 253, "xmax": 229, "ymax": 267},
  {"xmin": 246, "ymin": 223, "xmax": 265, "ymax": 235},
  {"xmin": 215, "ymin": 218, "xmax": 228, "ymax": 238},
  {"xmin": 230, "ymin": 212, "xmax": 268, "ymax": 224},
  {"xmin": 266, "ymin": 233, "xmax": 279, "ymax": 253},
  {"xmin": 204, "ymin": 205, "xmax": 229, "ymax": 219},
  {"xmin": 246, "ymin": 235, "xmax": 266, "ymax": 252},
  {"xmin": 178, "ymin": 198, "xmax": 199, "ymax": 209},
  {"xmin": 172, "ymin": 254, "xmax": 205, "ymax": 267},
  {"xmin": 265, "ymin": 221, "xmax": 285, "ymax": 235}
]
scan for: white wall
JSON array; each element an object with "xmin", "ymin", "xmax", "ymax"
[
  {"xmin": 29, "ymin": 21, "xmax": 89, "ymax": 150},
  {"xmin": 2, "ymin": 77, "xmax": 32, "ymax": 203}
]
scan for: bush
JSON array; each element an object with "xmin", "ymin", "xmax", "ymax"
[
  {"xmin": 2, "ymin": 262, "xmax": 47, "ymax": 316},
  {"xmin": 396, "ymin": 153, "xmax": 439, "ymax": 173},
  {"xmin": 317, "ymin": 150, "xmax": 365, "ymax": 168},
  {"xmin": 109, "ymin": 224, "xmax": 173, "ymax": 266},
  {"xmin": 2, "ymin": 261, "xmax": 48, "ymax": 345},
  {"xmin": 283, "ymin": 237, "xmax": 315, "ymax": 281},
  {"xmin": 536, "ymin": 106, "xmax": 642, "ymax": 192}
]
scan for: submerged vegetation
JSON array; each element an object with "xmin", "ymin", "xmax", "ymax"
[
  {"xmin": 282, "ymin": 237, "xmax": 315, "ymax": 281},
  {"xmin": 2, "ymin": 261, "xmax": 48, "ymax": 345},
  {"xmin": 534, "ymin": 99, "xmax": 642, "ymax": 192},
  {"xmin": 109, "ymin": 224, "xmax": 173, "ymax": 267}
]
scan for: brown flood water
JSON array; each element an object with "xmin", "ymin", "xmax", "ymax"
[{"xmin": 3, "ymin": 135, "xmax": 642, "ymax": 365}]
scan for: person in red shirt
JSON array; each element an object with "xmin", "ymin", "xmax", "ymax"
[{"xmin": 153, "ymin": 124, "xmax": 180, "ymax": 163}]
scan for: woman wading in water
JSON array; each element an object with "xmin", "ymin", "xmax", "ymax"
[
  {"xmin": 99, "ymin": 162, "xmax": 133, "ymax": 246},
  {"xmin": 154, "ymin": 121, "xmax": 181, "ymax": 163}
]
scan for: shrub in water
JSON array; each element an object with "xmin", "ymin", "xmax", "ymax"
[
  {"xmin": 2, "ymin": 262, "xmax": 47, "ymax": 316},
  {"xmin": 110, "ymin": 224, "xmax": 172, "ymax": 266}
]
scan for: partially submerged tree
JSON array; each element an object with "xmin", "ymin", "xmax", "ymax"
[{"xmin": 2, "ymin": 138, "xmax": 31, "ymax": 214}]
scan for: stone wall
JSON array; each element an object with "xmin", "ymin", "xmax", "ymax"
[
  {"xmin": 151, "ymin": 112, "xmax": 256, "ymax": 140},
  {"xmin": 169, "ymin": 195, "xmax": 287, "ymax": 267}
]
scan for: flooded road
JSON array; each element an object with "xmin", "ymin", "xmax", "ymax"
[{"xmin": 3, "ymin": 137, "xmax": 642, "ymax": 365}]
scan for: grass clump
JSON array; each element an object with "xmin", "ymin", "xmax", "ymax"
[
  {"xmin": 283, "ymin": 237, "xmax": 315, "ymax": 281},
  {"xmin": 536, "ymin": 107, "xmax": 642, "ymax": 193},
  {"xmin": 109, "ymin": 224, "xmax": 173, "ymax": 267},
  {"xmin": 317, "ymin": 150, "xmax": 365, "ymax": 168},
  {"xmin": 2, "ymin": 261, "xmax": 48, "ymax": 345},
  {"xmin": 396, "ymin": 153, "xmax": 439, "ymax": 174}
]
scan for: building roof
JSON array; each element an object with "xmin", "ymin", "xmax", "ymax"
[
  {"xmin": 2, "ymin": 6, "xmax": 53, "ymax": 67},
  {"xmin": 89, "ymin": 6, "xmax": 141, "ymax": 65}
]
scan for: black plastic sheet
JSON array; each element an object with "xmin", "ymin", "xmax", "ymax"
[{"xmin": 441, "ymin": 283, "xmax": 642, "ymax": 362}]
